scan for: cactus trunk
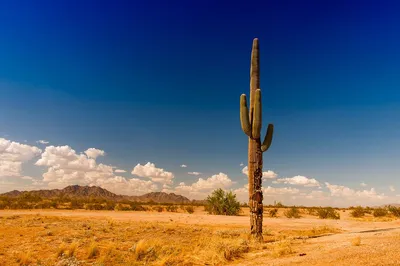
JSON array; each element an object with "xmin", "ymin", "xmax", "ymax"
[{"xmin": 240, "ymin": 38, "xmax": 274, "ymax": 242}]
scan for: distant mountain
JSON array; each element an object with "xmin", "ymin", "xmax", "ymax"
[
  {"xmin": 0, "ymin": 185, "xmax": 191, "ymax": 204},
  {"xmin": 130, "ymin": 192, "xmax": 191, "ymax": 204}
]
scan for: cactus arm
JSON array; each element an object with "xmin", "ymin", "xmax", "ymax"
[
  {"xmin": 240, "ymin": 94, "xmax": 252, "ymax": 137},
  {"xmin": 261, "ymin": 124, "xmax": 274, "ymax": 152},
  {"xmin": 252, "ymin": 89, "xmax": 262, "ymax": 139}
]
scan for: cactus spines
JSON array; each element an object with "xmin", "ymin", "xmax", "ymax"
[{"xmin": 240, "ymin": 38, "xmax": 274, "ymax": 241}]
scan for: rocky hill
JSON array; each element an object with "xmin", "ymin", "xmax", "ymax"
[{"xmin": 0, "ymin": 185, "xmax": 191, "ymax": 204}]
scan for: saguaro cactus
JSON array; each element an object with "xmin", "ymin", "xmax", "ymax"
[{"xmin": 240, "ymin": 38, "xmax": 274, "ymax": 241}]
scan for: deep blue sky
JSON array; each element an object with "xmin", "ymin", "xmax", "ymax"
[{"xmin": 2, "ymin": 0, "xmax": 400, "ymax": 200}]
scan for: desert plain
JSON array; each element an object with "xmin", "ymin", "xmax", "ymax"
[{"xmin": 1, "ymin": 207, "xmax": 400, "ymax": 266}]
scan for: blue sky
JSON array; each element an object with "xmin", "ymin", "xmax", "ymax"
[{"xmin": 1, "ymin": 0, "xmax": 400, "ymax": 206}]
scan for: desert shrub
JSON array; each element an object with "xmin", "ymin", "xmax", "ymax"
[
  {"xmin": 153, "ymin": 206, "xmax": 164, "ymax": 212},
  {"xmin": 307, "ymin": 208, "xmax": 318, "ymax": 215},
  {"xmin": 364, "ymin": 206, "xmax": 373, "ymax": 214},
  {"xmin": 284, "ymin": 207, "xmax": 301, "ymax": 218},
  {"xmin": 85, "ymin": 203, "xmax": 104, "ymax": 210},
  {"xmin": 350, "ymin": 206, "xmax": 365, "ymax": 218},
  {"xmin": 185, "ymin": 206, "xmax": 194, "ymax": 214},
  {"xmin": 206, "ymin": 189, "xmax": 241, "ymax": 216},
  {"xmin": 114, "ymin": 204, "xmax": 131, "ymax": 211},
  {"xmin": 274, "ymin": 201, "xmax": 284, "ymax": 208},
  {"xmin": 388, "ymin": 205, "xmax": 400, "ymax": 217},
  {"xmin": 373, "ymin": 208, "xmax": 388, "ymax": 217},
  {"xmin": 269, "ymin": 208, "xmax": 278, "ymax": 218},
  {"xmin": 130, "ymin": 204, "xmax": 147, "ymax": 211},
  {"xmin": 317, "ymin": 207, "xmax": 340, "ymax": 219},
  {"xmin": 166, "ymin": 205, "xmax": 178, "ymax": 212}
]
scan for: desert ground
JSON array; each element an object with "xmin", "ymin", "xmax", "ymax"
[{"xmin": 1, "ymin": 207, "xmax": 400, "ymax": 265}]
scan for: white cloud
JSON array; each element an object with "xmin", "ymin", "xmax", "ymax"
[
  {"xmin": 114, "ymin": 169, "xmax": 127, "ymax": 173},
  {"xmin": 233, "ymin": 184, "xmax": 300, "ymax": 202},
  {"xmin": 37, "ymin": 140, "xmax": 49, "ymax": 144},
  {"xmin": 360, "ymin": 182, "xmax": 367, "ymax": 187},
  {"xmin": 275, "ymin": 175, "xmax": 320, "ymax": 187},
  {"xmin": 188, "ymin": 172, "xmax": 201, "ymax": 176},
  {"xmin": 325, "ymin": 182, "xmax": 386, "ymax": 200},
  {"xmin": 180, "ymin": 164, "xmax": 187, "ymax": 168},
  {"xmin": 84, "ymin": 148, "xmax": 105, "ymax": 159},
  {"xmin": 241, "ymin": 166, "xmax": 277, "ymax": 179},
  {"xmin": 390, "ymin": 185, "xmax": 395, "ymax": 192},
  {"xmin": 175, "ymin": 173, "xmax": 234, "ymax": 198},
  {"xmin": 240, "ymin": 163, "xmax": 244, "ymax": 166},
  {"xmin": 35, "ymin": 145, "xmax": 159, "ymax": 195},
  {"xmin": 0, "ymin": 138, "xmax": 42, "ymax": 177},
  {"xmin": 132, "ymin": 162, "xmax": 174, "ymax": 185}
]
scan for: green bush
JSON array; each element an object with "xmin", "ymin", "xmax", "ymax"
[
  {"xmin": 205, "ymin": 189, "xmax": 241, "ymax": 216},
  {"xmin": 317, "ymin": 207, "xmax": 340, "ymax": 219},
  {"xmin": 284, "ymin": 207, "xmax": 301, "ymax": 218},
  {"xmin": 350, "ymin": 206, "xmax": 365, "ymax": 218}
]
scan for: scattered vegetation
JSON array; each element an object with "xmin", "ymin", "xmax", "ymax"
[
  {"xmin": 388, "ymin": 205, "xmax": 400, "ymax": 217},
  {"xmin": 205, "ymin": 189, "xmax": 241, "ymax": 216},
  {"xmin": 373, "ymin": 208, "xmax": 388, "ymax": 217},
  {"xmin": 185, "ymin": 206, "xmax": 194, "ymax": 214},
  {"xmin": 317, "ymin": 207, "xmax": 340, "ymax": 220},
  {"xmin": 350, "ymin": 206, "xmax": 365, "ymax": 218},
  {"xmin": 87, "ymin": 241, "xmax": 100, "ymax": 259},
  {"xmin": 268, "ymin": 208, "xmax": 278, "ymax": 218},
  {"xmin": 284, "ymin": 207, "xmax": 301, "ymax": 219}
]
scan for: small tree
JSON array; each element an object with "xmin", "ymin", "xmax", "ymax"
[{"xmin": 206, "ymin": 189, "xmax": 241, "ymax": 216}]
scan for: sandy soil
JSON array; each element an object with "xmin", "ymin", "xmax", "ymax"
[{"xmin": 1, "ymin": 209, "xmax": 400, "ymax": 265}]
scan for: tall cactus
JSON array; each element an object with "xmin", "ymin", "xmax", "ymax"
[{"xmin": 240, "ymin": 38, "xmax": 274, "ymax": 241}]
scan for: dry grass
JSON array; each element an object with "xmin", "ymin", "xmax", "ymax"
[
  {"xmin": 0, "ymin": 213, "xmax": 345, "ymax": 266},
  {"xmin": 271, "ymin": 240, "xmax": 294, "ymax": 257},
  {"xmin": 351, "ymin": 236, "xmax": 361, "ymax": 246},
  {"xmin": 16, "ymin": 251, "xmax": 33, "ymax": 266},
  {"xmin": 87, "ymin": 241, "xmax": 100, "ymax": 259}
]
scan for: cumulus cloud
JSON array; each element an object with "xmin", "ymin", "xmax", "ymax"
[
  {"xmin": 325, "ymin": 182, "xmax": 386, "ymax": 200},
  {"xmin": 84, "ymin": 148, "xmax": 105, "ymax": 159},
  {"xmin": 188, "ymin": 172, "xmax": 201, "ymax": 176},
  {"xmin": 233, "ymin": 184, "xmax": 300, "ymax": 202},
  {"xmin": 114, "ymin": 169, "xmax": 127, "ymax": 173},
  {"xmin": 0, "ymin": 138, "xmax": 42, "ymax": 177},
  {"xmin": 180, "ymin": 164, "xmax": 187, "ymax": 168},
  {"xmin": 241, "ymin": 166, "xmax": 277, "ymax": 179},
  {"xmin": 390, "ymin": 185, "xmax": 395, "ymax": 192},
  {"xmin": 35, "ymin": 145, "xmax": 159, "ymax": 195},
  {"xmin": 131, "ymin": 162, "xmax": 174, "ymax": 185},
  {"xmin": 175, "ymin": 173, "xmax": 234, "ymax": 198},
  {"xmin": 240, "ymin": 163, "xmax": 244, "ymax": 166},
  {"xmin": 274, "ymin": 175, "xmax": 320, "ymax": 187},
  {"xmin": 360, "ymin": 182, "xmax": 367, "ymax": 187},
  {"xmin": 36, "ymin": 140, "xmax": 49, "ymax": 144}
]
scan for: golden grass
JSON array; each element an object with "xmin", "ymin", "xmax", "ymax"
[
  {"xmin": 16, "ymin": 251, "xmax": 33, "ymax": 266},
  {"xmin": 87, "ymin": 241, "xmax": 100, "ymax": 259},
  {"xmin": 351, "ymin": 236, "xmax": 361, "ymax": 246},
  {"xmin": 0, "ymin": 214, "xmax": 346, "ymax": 265}
]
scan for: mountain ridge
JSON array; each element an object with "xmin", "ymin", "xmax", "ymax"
[{"xmin": 0, "ymin": 185, "xmax": 192, "ymax": 204}]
